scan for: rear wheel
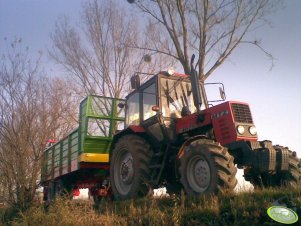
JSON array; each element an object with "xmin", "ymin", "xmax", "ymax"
[
  {"xmin": 179, "ymin": 139, "xmax": 237, "ymax": 197},
  {"xmin": 110, "ymin": 135, "xmax": 153, "ymax": 200}
]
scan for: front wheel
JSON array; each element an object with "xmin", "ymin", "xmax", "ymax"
[
  {"xmin": 274, "ymin": 146, "xmax": 301, "ymax": 187},
  {"xmin": 179, "ymin": 139, "xmax": 237, "ymax": 197},
  {"xmin": 110, "ymin": 135, "xmax": 153, "ymax": 200},
  {"xmin": 244, "ymin": 145, "xmax": 301, "ymax": 189}
]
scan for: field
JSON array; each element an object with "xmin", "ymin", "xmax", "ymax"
[{"xmin": 1, "ymin": 188, "xmax": 301, "ymax": 226}]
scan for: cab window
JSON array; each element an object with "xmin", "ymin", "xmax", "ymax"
[
  {"xmin": 126, "ymin": 92, "xmax": 140, "ymax": 126},
  {"xmin": 143, "ymin": 83, "xmax": 156, "ymax": 120}
]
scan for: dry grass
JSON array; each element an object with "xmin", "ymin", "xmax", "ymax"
[{"xmin": 2, "ymin": 188, "xmax": 301, "ymax": 226}]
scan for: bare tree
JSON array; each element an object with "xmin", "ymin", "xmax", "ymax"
[
  {"xmin": 50, "ymin": 0, "xmax": 175, "ymax": 99},
  {"xmin": 0, "ymin": 39, "xmax": 78, "ymax": 209},
  {"xmin": 128, "ymin": 0, "xmax": 279, "ymax": 80}
]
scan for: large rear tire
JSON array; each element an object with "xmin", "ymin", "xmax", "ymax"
[
  {"xmin": 110, "ymin": 135, "xmax": 153, "ymax": 200},
  {"xmin": 179, "ymin": 139, "xmax": 237, "ymax": 197}
]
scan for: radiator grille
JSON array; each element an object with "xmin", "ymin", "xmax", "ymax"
[{"xmin": 231, "ymin": 103, "xmax": 253, "ymax": 123}]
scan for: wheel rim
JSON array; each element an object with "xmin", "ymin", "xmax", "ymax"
[
  {"xmin": 114, "ymin": 148, "xmax": 134, "ymax": 195},
  {"xmin": 186, "ymin": 155, "xmax": 211, "ymax": 193}
]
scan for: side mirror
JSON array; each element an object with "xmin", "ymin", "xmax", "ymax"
[
  {"xmin": 219, "ymin": 87, "xmax": 226, "ymax": 100},
  {"xmin": 204, "ymin": 82, "xmax": 226, "ymax": 103},
  {"xmin": 130, "ymin": 74, "xmax": 140, "ymax": 89}
]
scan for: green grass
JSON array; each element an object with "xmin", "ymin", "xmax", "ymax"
[{"xmin": 2, "ymin": 188, "xmax": 301, "ymax": 226}]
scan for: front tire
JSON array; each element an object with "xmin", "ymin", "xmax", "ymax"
[
  {"xmin": 179, "ymin": 139, "xmax": 237, "ymax": 197},
  {"xmin": 244, "ymin": 145, "xmax": 301, "ymax": 188},
  {"xmin": 275, "ymin": 146, "xmax": 301, "ymax": 187},
  {"xmin": 110, "ymin": 135, "xmax": 153, "ymax": 200}
]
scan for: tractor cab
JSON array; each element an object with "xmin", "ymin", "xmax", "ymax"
[
  {"xmin": 126, "ymin": 72, "xmax": 207, "ymax": 126},
  {"xmin": 124, "ymin": 70, "xmax": 218, "ymax": 144},
  {"xmin": 124, "ymin": 72, "xmax": 208, "ymax": 143}
]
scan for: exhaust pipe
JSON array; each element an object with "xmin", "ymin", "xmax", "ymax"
[{"xmin": 190, "ymin": 54, "xmax": 202, "ymax": 113}]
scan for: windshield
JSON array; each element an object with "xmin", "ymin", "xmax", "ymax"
[{"xmin": 160, "ymin": 77, "xmax": 205, "ymax": 118}]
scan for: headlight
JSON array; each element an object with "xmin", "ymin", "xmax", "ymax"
[
  {"xmin": 249, "ymin": 126, "xmax": 257, "ymax": 135},
  {"xmin": 237, "ymin": 125, "xmax": 245, "ymax": 135}
]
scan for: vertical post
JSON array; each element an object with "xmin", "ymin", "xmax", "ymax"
[
  {"xmin": 68, "ymin": 133, "xmax": 72, "ymax": 173},
  {"xmin": 190, "ymin": 54, "xmax": 202, "ymax": 113},
  {"xmin": 51, "ymin": 146, "xmax": 54, "ymax": 180},
  {"xmin": 108, "ymin": 97, "xmax": 116, "ymax": 153},
  {"xmin": 59, "ymin": 141, "xmax": 63, "ymax": 176}
]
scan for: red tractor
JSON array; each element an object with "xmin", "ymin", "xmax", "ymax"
[{"xmin": 109, "ymin": 55, "xmax": 301, "ymax": 200}]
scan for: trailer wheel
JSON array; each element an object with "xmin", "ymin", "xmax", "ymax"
[
  {"xmin": 110, "ymin": 135, "xmax": 153, "ymax": 200},
  {"xmin": 179, "ymin": 139, "xmax": 237, "ymax": 197},
  {"xmin": 54, "ymin": 179, "xmax": 72, "ymax": 198},
  {"xmin": 55, "ymin": 180, "xmax": 64, "ymax": 196},
  {"xmin": 165, "ymin": 182, "xmax": 182, "ymax": 196},
  {"xmin": 46, "ymin": 182, "xmax": 55, "ymax": 203}
]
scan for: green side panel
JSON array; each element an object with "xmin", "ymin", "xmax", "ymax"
[
  {"xmin": 61, "ymin": 138, "xmax": 68, "ymax": 169},
  {"xmin": 62, "ymin": 139, "xmax": 68, "ymax": 158},
  {"xmin": 41, "ymin": 95, "xmax": 125, "ymax": 183},
  {"xmin": 43, "ymin": 146, "xmax": 53, "ymax": 180},
  {"xmin": 79, "ymin": 96, "xmax": 125, "ymax": 157},
  {"xmin": 46, "ymin": 147, "xmax": 53, "ymax": 174},
  {"xmin": 62, "ymin": 157, "xmax": 68, "ymax": 165},
  {"xmin": 71, "ymin": 152, "xmax": 78, "ymax": 160},
  {"xmin": 70, "ymin": 144, "xmax": 78, "ymax": 155},
  {"xmin": 69, "ymin": 129, "xmax": 79, "ymax": 161},
  {"xmin": 53, "ymin": 143, "xmax": 61, "ymax": 167},
  {"xmin": 79, "ymin": 97, "xmax": 88, "ymax": 155},
  {"xmin": 83, "ymin": 138, "xmax": 111, "ymax": 154},
  {"xmin": 41, "ymin": 128, "xmax": 80, "ymax": 182},
  {"xmin": 70, "ymin": 135, "xmax": 78, "ymax": 146}
]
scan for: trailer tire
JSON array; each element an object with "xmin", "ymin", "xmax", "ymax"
[
  {"xmin": 47, "ymin": 182, "xmax": 55, "ymax": 203},
  {"xmin": 55, "ymin": 180, "xmax": 64, "ymax": 196},
  {"xmin": 54, "ymin": 179, "xmax": 72, "ymax": 198},
  {"xmin": 179, "ymin": 139, "xmax": 237, "ymax": 197},
  {"xmin": 110, "ymin": 135, "xmax": 153, "ymax": 200},
  {"xmin": 165, "ymin": 182, "xmax": 182, "ymax": 196}
]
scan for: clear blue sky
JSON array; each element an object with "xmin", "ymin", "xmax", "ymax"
[{"xmin": 1, "ymin": 0, "xmax": 300, "ymax": 155}]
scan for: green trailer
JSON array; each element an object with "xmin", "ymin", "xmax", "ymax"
[{"xmin": 41, "ymin": 95, "xmax": 125, "ymax": 201}]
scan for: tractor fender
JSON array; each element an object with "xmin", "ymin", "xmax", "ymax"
[
  {"xmin": 110, "ymin": 125, "xmax": 146, "ymax": 155},
  {"xmin": 176, "ymin": 135, "xmax": 208, "ymax": 159}
]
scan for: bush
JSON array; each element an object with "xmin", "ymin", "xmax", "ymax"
[{"xmin": 4, "ymin": 188, "xmax": 301, "ymax": 226}]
